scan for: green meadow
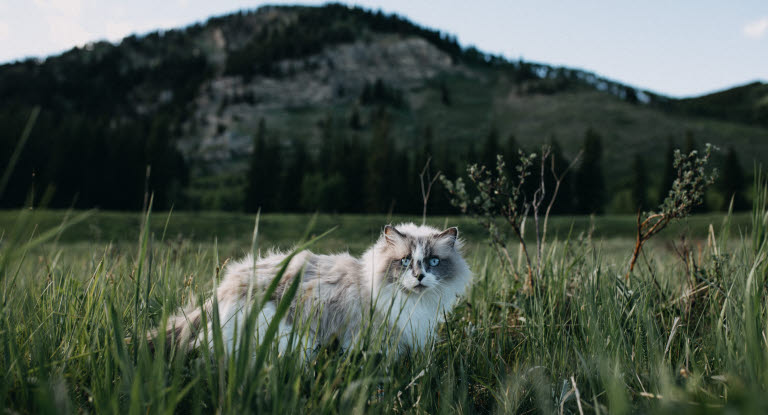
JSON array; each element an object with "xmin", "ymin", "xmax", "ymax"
[{"xmin": 0, "ymin": 206, "xmax": 766, "ymax": 413}]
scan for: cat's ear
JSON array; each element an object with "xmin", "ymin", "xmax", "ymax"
[
  {"xmin": 383, "ymin": 225, "xmax": 405, "ymax": 245},
  {"xmin": 437, "ymin": 227, "xmax": 459, "ymax": 247}
]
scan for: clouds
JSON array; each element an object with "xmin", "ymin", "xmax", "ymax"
[
  {"xmin": 0, "ymin": 22, "xmax": 9, "ymax": 41},
  {"xmin": 105, "ymin": 21, "xmax": 134, "ymax": 42},
  {"xmin": 743, "ymin": 17, "xmax": 768, "ymax": 39},
  {"xmin": 44, "ymin": 15, "xmax": 93, "ymax": 48},
  {"xmin": 34, "ymin": 0, "xmax": 93, "ymax": 50},
  {"xmin": 0, "ymin": 0, "xmax": 224, "ymax": 63},
  {"xmin": 104, "ymin": 18, "xmax": 180, "ymax": 42},
  {"xmin": 33, "ymin": 0, "xmax": 83, "ymax": 16}
]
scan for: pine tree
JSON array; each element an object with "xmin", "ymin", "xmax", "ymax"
[
  {"xmin": 300, "ymin": 172, "xmax": 345, "ymax": 213},
  {"xmin": 266, "ymin": 138, "xmax": 283, "ymax": 211},
  {"xmin": 465, "ymin": 144, "xmax": 477, "ymax": 171},
  {"xmin": 719, "ymin": 146, "xmax": 748, "ymax": 211},
  {"xmin": 658, "ymin": 138, "xmax": 676, "ymax": 205},
  {"xmin": 421, "ymin": 125, "xmax": 434, "ymax": 160},
  {"xmin": 145, "ymin": 114, "xmax": 188, "ymax": 210},
  {"xmin": 481, "ymin": 126, "xmax": 500, "ymax": 170},
  {"xmin": 391, "ymin": 149, "xmax": 412, "ymax": 213},
  {"xmin": 245, "ymin": 118, "xmax": 279, "ymax": 212},
  {"xmin": 365, "ymin": 109, "xmax": 392, "ymax": 212},
  {"xmin": 440, "ymin": 80, "xmax": 452, "ymax": 106},
  {"xmin": 349, "ymin": 107, "xmax": 362, "ymax": 130},
  {"xmin": 434, "ymin": 144, "xmax": 458, "ymax": 215},
  {"xmin": 341, "ymin": 133, "xmax": 367, "ymax": 213},
  {"xmin": 684, "ymin": 130, "xmax": 696, "ymax": 154},
  {"xmin": 575, "ymin": 128, "xmax": 606, "ymax": 214},
  {"xmin": 548, "ymin": 138, "xmax": 574, "ymax": 214},
  {"xmin": 318, "ymin": 115, "xmax": 338, "ymax": 173},
  {"xmin": 305, "ymin": 115, "xmax": 356, "ymax": 212},
  {"xmin": 503, "ymin": 134, "xmax": 520, "ymax": 181},
  {"xmin": 281, "ymin": 138, "xmax": 308, "ymax": 211},
  {"xmin": 631, "ymin": 154, "xmax": 648, "ymax": 211}
]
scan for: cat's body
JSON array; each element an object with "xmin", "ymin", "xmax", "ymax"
[{"xmin": 151, "ymin": 223, "xmax": 472, "ymax": 357}]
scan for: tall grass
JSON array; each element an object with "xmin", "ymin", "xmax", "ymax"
[{"xmin": 0, "ymin": 175, "xmax": 767, "ymax": 413}]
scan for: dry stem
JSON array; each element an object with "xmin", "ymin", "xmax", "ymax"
[
  {"xmin": 542, "ymin": 150, "xmax": 582, "ymax": 247},
  {"xmin": 419, "ymin": 157, "xmax": 441, "ymax": 226},
  {"xmin": 626, "ymin": 212, "xmax": 671, "ymax": 281}
]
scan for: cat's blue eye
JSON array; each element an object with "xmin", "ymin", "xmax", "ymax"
[
  {"xmin": 429, "ymin": 257, "xmax": 440, "ymax": 267},
  {"xmin": 401, "ymin": 257, "xmax": 411, "ymax": 267}
]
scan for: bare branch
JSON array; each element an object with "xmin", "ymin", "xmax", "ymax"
[
  {"xmin": 542, "ymin": 149, "xmax": 583, "ymax": 248},
  {"xmin": 419, "ymin": 157, "xmax": 441, "ymax": 226},
  {"xmin": 531, "ymin": 145, "xmax": 551, "ymax": 282}
]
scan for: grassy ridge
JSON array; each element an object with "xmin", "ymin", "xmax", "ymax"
[{"xmin": 0, "ymin": 207, "xmax": 766, "ymax": 413}]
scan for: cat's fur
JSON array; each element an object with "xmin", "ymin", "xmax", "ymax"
[{"xmin": 149, "ymin": 223, "xmax": 472, "ymax": 357}]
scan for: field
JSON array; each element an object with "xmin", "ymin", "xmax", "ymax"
[{"xmin": 0, "ymin": 207, "xmax": 767, "ymax": 414}]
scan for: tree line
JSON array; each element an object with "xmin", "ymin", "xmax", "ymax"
[
  {"xmin": 0, "ymin": 109, "xmax": 188, "ymax": 211},
  {"xmin": 240, "ymin": 110, "xmax": 751, "ymax": 215},
  {"xmin": 1, "ymin": 103, "xmax": 751, "ymax": 215}
]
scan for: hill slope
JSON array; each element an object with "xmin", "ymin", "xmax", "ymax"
[{"xmin": 0, "ymin": 4, "xmax": 765, "ymax": 212}]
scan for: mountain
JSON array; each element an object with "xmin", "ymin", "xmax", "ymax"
[
  {"xmin": 665, "ymin": 81, "xmax": 768, "ymax": 126},
  {"xmin": 0, "ymin": 4, "xmax": 765, "ymax": 212}
]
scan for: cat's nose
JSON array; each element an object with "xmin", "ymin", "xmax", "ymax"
[{"xmin": 415, "ymin": 272, "xmax": 424, "ymax": 282}]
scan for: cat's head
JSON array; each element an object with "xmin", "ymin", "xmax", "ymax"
[{"xmin": 367, "ymin": 223, "xmax": 471, "ymax": 296}]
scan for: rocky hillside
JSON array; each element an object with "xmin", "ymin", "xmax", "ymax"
[{"xmin": 1, "ymin": 4, "xmax": 765, "ymax": 211}]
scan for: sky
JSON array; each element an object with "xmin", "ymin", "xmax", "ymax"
[{"xmin": 1, "ymin": 0, "xmax": 766, "ymax": 97}]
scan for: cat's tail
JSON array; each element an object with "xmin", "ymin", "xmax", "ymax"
[{"xmin": 146, "ymin": 299, "xmax": 211, "ymax": 352}]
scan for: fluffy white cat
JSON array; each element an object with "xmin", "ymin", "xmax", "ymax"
[{"xmin": 149, "ymin": 223, "xmax": 472, "ymax": 358}]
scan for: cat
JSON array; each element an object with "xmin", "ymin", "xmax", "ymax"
[{"xmin": 148, "ymin": 223, "xmax": 472, "ymax": 358}]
